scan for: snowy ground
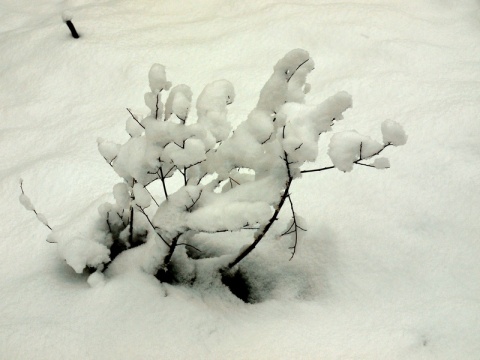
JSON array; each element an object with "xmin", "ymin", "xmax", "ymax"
[{"xmin": 1, "ymin": 0, "xmax": 480, "ymax": 359}]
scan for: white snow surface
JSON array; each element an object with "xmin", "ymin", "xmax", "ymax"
[{"xmin": 1, "ymin": 0, "xmax": 480, "ymax": 359}]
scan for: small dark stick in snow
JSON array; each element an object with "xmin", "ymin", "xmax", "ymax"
[{"xmin": 62, "ymin": 11, "xmax": 80, "ymax": 39}]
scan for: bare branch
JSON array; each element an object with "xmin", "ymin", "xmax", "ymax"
[
  {"xmin": 185, "ymin": 189, "xmax": 203, "ymax": 212},
  {"xmin": 302, "ymin": 143, "xmax": 393, "ymax": 174},
  {"xmin": 301, "ymin": 165, "xmax": 335, "ymax": 174},
  {"xmin": 185, "ymin": 160, "xmax": 205, "ymax": 170},
  {"xmin": 355, "ymin": 162, "xmax": 376, "ymax": 168},
  {"xmin": 126, "ymin": 108, "xmax": 145, "ymax": 129},
  {"xmin": 294, "ymin": 143, "xmax": 303, "ymax": 151},
  {"xmin": 144, "ymin": 186, "xmax": 160, "ymax": 207},
  {"xmin": 158, "ymin": 167, "xmax": 169, "ymax": 200},
  {"xmin": 19, "ymin": 180, "xmax": 53, "ymax": 232},
  {"xmin": 106, "ymin": 212, "xmax": 113, "ymax": 233},
  {"xmin": 261, "ymin": 133, "xmax": 273, "ymax": 145},
  {"xmin": 177, "ymin": 243, "xmax": 202, "ymax": 252},
  {"xmin": 163, "ymin": 233, "xmax": 182, "ymax": 265},
  {"xmin": 135, "ymin": 206, "xmax": 169, "ymax": 247},
  {"xmin": 100, "ymin": 155, "xmax": 116, "ymax": 169},
  {"xmin": 281, "ymin": 194, "xmax": 307, "ymax": 260},
  {"xmin": 164, "ymin": 165, "xmax": 177, "ymax": 178},
  {"xmin": 199, "ymin": 224, "xmax": 260, "ymax": 234},
  {"xmin": 127, "ymin": 179, "xmax": 136, "ymax": 246},
  {"xmin": 286, "ymin": 58, "xmax": 310, "ymax": 82},
  {"xmin": 228, "ymin": 176, "xmax": 240, "ymax": 188},
  {"xmin": 155, "ymin": 93, "xmax": 160, "ymax": 120},
  {"xmin": 176, "ymin": 115, "xmax": 186, "ymax": 124},
  {"xmin": 226, "ymin": 132, "xmax": 294, "ymax": 271},
  {"xmin": 174, "ymin": 141, "xmax": 185, "ymax": 149},
  {"xmin": 353, "ymin": 142, "xmax": 392, "ymax": 168}
]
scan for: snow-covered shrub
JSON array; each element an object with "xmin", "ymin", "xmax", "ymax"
[{"xmin": 20, "ymin": 49, "xmax": 406, "ymax": 302}]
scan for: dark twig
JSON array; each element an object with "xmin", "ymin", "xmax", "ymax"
[
  {"xmin": 155, "ymin": 93, "xmax": 160, "ymax": 120},
  {"xmin": 19, "ymin": 180, "xmax": 52, "ymax": 231},
  {"xmin": 199, "ymin": 225, "xmax": 260, "ymax": 234},
  {"xmin": 100, "ymin": 155, "xmax": 116, "ymax": 169},
  {"xmin": 128, "ymin": 205, "xmax": 134, "ymax": 244},
  {"xmin": 286, "ymin": 58, "xmax": 310, "ymax": 82},
  {"xmin": 294, "ymin": 143, "xmax": 303, "ymax": 151},
  {"xmin": 19, "ymin": 180, "xmax": 55, "ymax": 242},
  {"xmin": 177, "ymin": 243, "xmax": 202, "ymax": 252},
  {"xmin": 178, "ymin": 160, "xmax": 205, "ymax": 186},
  {"xmin": 261, "ymin": 133, "xmax": 273, "ymax": 145},
  {"xmin": 158, "ymin": 167, "xmax": 169, "ymax": 200},
  {"xmin": 301, "ymin": 165, "xmax": 335, "ymax": 174},
  {"xmin": 226, "ymin": 173, "xmax": 292, "ymax": 271},
  {"xmin": 302, "ymin": 143, "xmax": 393, "ymax": 174},
  {"xmin": 135, "ymin": 206, "xmax": 169, "ymax": 247},
  {"xmin": 281, "ymin": 194, "xmax": 307, "ymax": 260},
  {"xmin": 185, "ymin": 189, "xmax": 203, "ymax": 212},
  {"xmin": 164, "ymin": 165, "xmax": 177, "ymax": 178},
  {"xmin": 226, "ymin": 124, "xmax": 314, "ymax": 270},
  {"xmin": 226, "ymin": 127, "xmax": 295, "ymax": 271},
  {"xmin": 128, "ymin": 179, "xmax": 136, "ymax": 245},
  {"xmin": 228, "ymin": 176, "xmax": 240, "ymax": 189},
  {"xmin": 126, "ymin": 108, "xmax": 145, "ymax": 129},
  {"xmin": 163, "ymin": 233, "xmax": 182, "ymax": 266},
  {"xmin": 354, "ymin": 162, "xmax": 376, "ymax": 168},
  {"xmin": 144, "ymin": 186, "xmax": 160, "ymax": 207},
  {"xmin": 106, "ymin": 213, "xmax": 113, "ymax": 233},
  {"xmin": 353, "ymin": 142, "xmax": 392, "ymax": 168}
]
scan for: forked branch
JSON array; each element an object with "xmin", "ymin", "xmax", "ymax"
[
  {"xmin": 225, "ymin": 145, "xmax": 295, "ymax": 271},
  {"xmin": 281, "ymin": 194, "xmax": 307, "ymax": 260}
]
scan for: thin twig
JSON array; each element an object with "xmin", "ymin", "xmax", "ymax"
[
  {"xmin": 353, "ymin": 142, "xmax": 392, "ymax": 168},
  {"xmin": 101, "ymin": 155, "xmax": 116, "ymax": 169},
  {"xmin": 158, "ymin": 167, "xmax": 169, "ymax": 200},
  {"xmin": 281, "ymin": 194, "xmax": 307, "ymax": 260},
  {"xmin": 354, "ymin": 162, "xmax": 376, "ymax": 168},
  {"xmin": 106, "ymin": 212, "xmax": 113, "ymax": 233},
  {"xmin": 155, "ymin": 93, "xmax": 160, "ymax": 120},
  {"xmin": 176, "ymin": 115, "xmax": 186, "ymax": 124},
  {"xmin": 177, "ymin": 243, "xmax": 202, "ymax": 252},
  {"xmin": 226, "ymin": 127, "xmax": 295, "ymax": 271},
  {"xmin": 301, "ymin": 165, "xmax": 335, "ymax": 174},
  {"xmin": 185, "ymin": 189, "xmax": 203, "ymax": 212},
  {"xmin": 126, "ymin": 108, "xmax": 145, "ymax": 129},
  {"xmin": 164, "ymin": 165, "xmax": 177, "ymax": 178},
  {"xmin": 302, "ymin": 143, "xmax": 392, "ymax": 174},
  {"xmin": 163, "ymin": 233, "xmax": 181, "ymax": 265},
  {"xmin": 19, "ymin": 180, "xmax": 53, "ymax": 232},
  {"xmin": 261, "ymin": 133, "xmax": 272, "ymax": 145},
  {"xmin": 144, "ymin": 186, "xmax": 160, "ymax": 207},
  {"xmin": 199, "ymin": 225, "xmax": 260, "ymax": 234},
  {"xmin": 135, "ymin": 206, "xmax": 169, "ymax": 247},
  {"xmin": 286, "ymin": 58, "xmax": 310, "ymax": 82},
  {"xmin": 128, "ymin": 179, "xmax": 136, "ymax": 246}
]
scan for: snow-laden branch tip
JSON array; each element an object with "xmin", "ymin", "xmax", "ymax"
[{"xmin": 19, "ymin": 179, "xmax": 55, "ymax": 241}]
